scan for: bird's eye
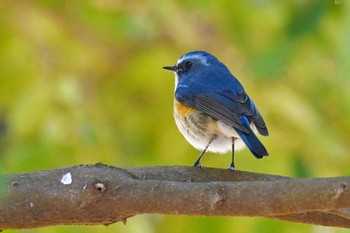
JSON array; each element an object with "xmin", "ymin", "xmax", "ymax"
[{"xmin": 184, "ymin": 61, "xmax": 192, "ymax": 70}]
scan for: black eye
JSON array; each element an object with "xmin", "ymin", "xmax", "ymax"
[{"xmin": 184, "ymin": 61, "xmax": 192, "ymax": 70}]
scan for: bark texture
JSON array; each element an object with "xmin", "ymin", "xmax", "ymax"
[{"xmin": 0, "ymin": 164, "xmax": 349, "ymax": 229}]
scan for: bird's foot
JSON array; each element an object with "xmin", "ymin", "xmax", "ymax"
[
  {"xmin": 228, "ymin": 165, "xmax": 236, "ymax": 172},
  {"xmin": 193, "ymin": 162, "xmax": 204, "ymax": 169}
]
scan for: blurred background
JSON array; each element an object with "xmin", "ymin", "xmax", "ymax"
[{"xmin": 0, "ymin": 0, "xmax": 349, "ymax": 233}]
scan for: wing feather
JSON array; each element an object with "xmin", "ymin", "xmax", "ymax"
[{"xmin": 191, "ymin": 91, "xmax": 268, "ymax": 136}]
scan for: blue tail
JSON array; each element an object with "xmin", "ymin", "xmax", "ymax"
[{"xmin": 236, "ymin": 116, "xmax": 268, "ymax": 159}]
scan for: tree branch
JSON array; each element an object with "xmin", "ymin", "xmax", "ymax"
[{"xmin": 0, "ymin": 164, "xmax": 349, "ymax": 229}]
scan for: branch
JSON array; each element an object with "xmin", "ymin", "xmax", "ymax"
[{"xmin": 0, "ymin": 164, "xmax": 349, "ymax": 229}]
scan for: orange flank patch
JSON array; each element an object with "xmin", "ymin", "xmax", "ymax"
[{"xmin": 174, "ymin": 100, "xmax": 195, "ymax": 115}]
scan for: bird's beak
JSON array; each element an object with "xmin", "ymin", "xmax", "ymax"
[{"xmin": 163, "ymin": 65, "xmax": 178, "ymax": 72}]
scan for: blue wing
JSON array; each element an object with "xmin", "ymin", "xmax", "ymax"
[{"xmin": 175, "ymin": 87, "xmax": 268, "ymax": 158}]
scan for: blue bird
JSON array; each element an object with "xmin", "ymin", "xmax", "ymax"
[{"xmin": 163, "ymin": 51, "xmax": 269, "ymax": 171}]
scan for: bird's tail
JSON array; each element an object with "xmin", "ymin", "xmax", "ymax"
[
  {"xmin": 236, "ymin": 128, "xmax": 268, "ymax": 158},
  {"xmin": 236, "ymin": 116, "xmax": 268, "ymax": 159}
]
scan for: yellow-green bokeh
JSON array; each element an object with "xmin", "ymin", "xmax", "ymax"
[{"xmin": 1, "ymin": 1, "xmax": 350, "ymax": 233}]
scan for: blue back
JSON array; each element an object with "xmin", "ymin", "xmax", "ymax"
[
  {"xmin": 173, "ymin": 51, "xmax": 269, "ymax": 157},
  {"xmin": 174, "ymin": 51, "xmax": 268, "ymax": 138}
]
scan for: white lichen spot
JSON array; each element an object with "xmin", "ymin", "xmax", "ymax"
[
  {"xmin": 30, "ymin": 202, "xmax": 34, "ymax": 208},
  {"xmin": 61, "ymin": 172, "xmax": 72, "ymax": 185}
]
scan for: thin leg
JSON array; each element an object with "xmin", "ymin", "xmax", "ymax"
[
  {"xmin": 229, "ymin": 138, "xmax": 236, "ymax": 172},
  {"xmin": 193, "ymin": 135, "xmax": 217, "ymax": 168}
]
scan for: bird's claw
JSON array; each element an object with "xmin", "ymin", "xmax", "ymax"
[
  {"xmin": 193, "ymin": 163, "xmax": 204, "ymax": 169},
  {"xmin": 229, "ymin": 165, "xmax": 236, "ymax": 172}
]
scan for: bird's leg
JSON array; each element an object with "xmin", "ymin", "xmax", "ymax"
[
  {"xmin": 229, "ymin": 138, "xmax": 236, "ymax": 172},
  {"xmin": 193, "ymin": 135, "xmax": 217, "ymax": 168}
]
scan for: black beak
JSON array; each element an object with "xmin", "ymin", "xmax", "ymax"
[{"xmin": 163, "ymin": 65, "xmax": 178, "ymax": 72}]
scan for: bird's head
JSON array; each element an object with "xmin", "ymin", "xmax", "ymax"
[
  {"xmin": 163, "ymin": 51, "xmax": 236, "ymax": 92},
  {"xmin": 163, "ymin": 51, "xmax": 219, "ymax": 76}
]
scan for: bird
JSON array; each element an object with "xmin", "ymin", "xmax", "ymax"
[{"xmin": 163, "ymin": 51, "xmax": 269, "ymax": 171}]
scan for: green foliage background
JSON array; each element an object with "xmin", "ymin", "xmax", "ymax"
[{"xmin": 1, "ymin": 1, "xmax": 350, "ymax": 233}]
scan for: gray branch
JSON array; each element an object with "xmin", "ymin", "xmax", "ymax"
[{"xmin": 0, "ymin": 164, "xmax": 349, "ymax": 229}]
